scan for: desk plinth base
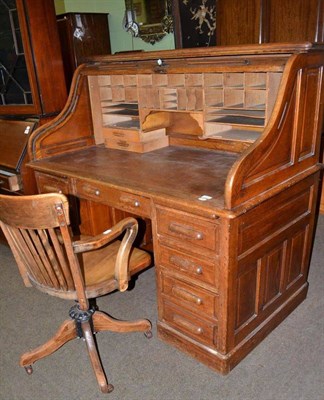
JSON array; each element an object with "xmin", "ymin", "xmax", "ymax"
[{"xmin": 157, "ymin": 283, "xmax": 308, "ymax": 374}]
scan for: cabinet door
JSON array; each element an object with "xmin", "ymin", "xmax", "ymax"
[
  {"xmin": 216, "ymin": 0, "xmax": 262, "ymax": 45},
  {"xmin": 263, "ymin": 0, "xmax": 324, "ymax": 43},
  {"xmin": 0, "ymin": 0, "xmax": 67, "ymax": 117}
]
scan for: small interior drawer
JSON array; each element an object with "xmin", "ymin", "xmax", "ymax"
[
  {"xmin": 158, "ymin": 245, "xmax": 218, "ymax": 289},
  {"xmin": 161, "ymin": 301, "xmax": 218, "ymax": 348},
  {"xmin": 161, "ymin": 273, "xmax": 218, "ymax": 318},
  {"xmin": 156, "ymin": 206, "xmax": 218, "ymax": 252},
  {"xmin": 36, "ymin": 172, "xmax": 69, "ymax": 194},
  {"xmin": 72, "ymin": 179, "xmax": 151, "ymax": 217}
]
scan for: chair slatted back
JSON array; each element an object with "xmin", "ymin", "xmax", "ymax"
[{"xmin": 0, "ymin": 193, "xmax": 78, "ymax": 296}]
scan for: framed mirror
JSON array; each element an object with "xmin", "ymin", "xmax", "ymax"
[{"xmin": 123, "ymin": 0, "xmax": 173, "ymax": 45}]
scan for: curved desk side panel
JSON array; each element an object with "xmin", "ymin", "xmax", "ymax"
[
  {"xmin": 28, "ymin": 65, "xmax": 95, "ymax": 161},
  {"xmin": 225, "ymin": 52, "xmax": 324, "ymax": 210}
]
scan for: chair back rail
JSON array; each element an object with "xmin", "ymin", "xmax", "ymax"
[{"xmin": 0, "ymin": 193, "xmax": 86, "ymax": 304}]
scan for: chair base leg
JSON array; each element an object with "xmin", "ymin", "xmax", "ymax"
[
  {"xmin": 93, "ymin": 311, "xmax": 152, "ymax": 336},
  {"xmin": 82, "ymin": 320, "xmax": 114, "ymax": 393},
  {"xmin": 19, "ymin": 306, "xmax": 151, "ymax": 394},
  {"xmin": 20, "ymin": 319, "xmax": 77, "ymax": 368}
]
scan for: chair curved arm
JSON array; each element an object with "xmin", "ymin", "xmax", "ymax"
[
  {"xmin": 72, "ymin": 217, "xmax": 139, "ymax": 292},
  {"xmin": 72, "ymin": 217, "xmax": 138, "ymax": 254},
  {"xmin": 114, "ymin": 220, "xmax": 139, "ymax": 292}
]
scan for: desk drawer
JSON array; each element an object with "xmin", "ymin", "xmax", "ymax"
[
  {"xmin": 158, "ymin": 245, "xmax": 218, "ymax": 288},
  {"xmin": 156, "ymin": 206, "xmax": 219, "ymax": 252},
  {"xmin": 36, "ymin": 172, "xmax": 69, "ymax": 194},
  {"xmin": 161, "ymin": 273, "xmax": 218, "ymax": 318},
  {"xmin": 73, "ymin": 179, "xmax": 151, "ymax": 217},
  {"xmin": 161, "ymin": 301, "xmax": 218, "ymax": 348}
]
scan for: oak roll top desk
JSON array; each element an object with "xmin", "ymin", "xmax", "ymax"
[{"xmin": 27, "ymin": 43, "xmax": 324, "ymax": 373}]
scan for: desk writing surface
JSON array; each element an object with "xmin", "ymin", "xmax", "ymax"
[{"xmin": 31, "ymin": 145, "xmax": 239, "ymax": 213}]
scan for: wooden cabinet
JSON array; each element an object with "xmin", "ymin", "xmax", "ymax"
[
  {"xmin": 0, "ymin": 0, "xmax": 67, "ymax": 120},
  {"xmin": 0, "ymin": 0, "xmax": 67, "ymax": 195},
  {"xmin": 216, "ymin": 0, "xmax": 324, "ymax": 45},
  {"xmin": 263, "ymin": 0, "xmax": 324, "ymax": 43},
  {"xmin": 216, "ymin": 0, "xmax": 262, "ymax": 46},
  {"xmin": 28, "ymin": 43, "xmax": 324, "ymax": 374},
  {"xmin": 57, "ymin": 13, "xmax": 111, "ymax": 89}
]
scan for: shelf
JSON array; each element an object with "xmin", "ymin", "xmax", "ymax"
[
  {"xmin": 103, "ymin": 103, "xmax": 138, "ymax": 109},
  {"xmin": 204, "ymin": 127, "xmax": 261, "ymax": 142},
  {"xmin": 246, "ymin": 84, "xmax": 267, "ymax": 89},
  {"xmin": 103, "ymin": 108, "xmax": 139, "ymax": 116},
  {"xmin": 206, "ymin": 108, "xmax": 265, "ymax": 118},
  {"xmin": 208, "ymin": 115, "xmax": 265, "ymax": 126},
  {"xmin": 105, "ymin": 119, "xmax": 140, "ymax": 130},
  {"xmin": 93, "ymin": 70, "xmax": 283, "ymax": 148}
]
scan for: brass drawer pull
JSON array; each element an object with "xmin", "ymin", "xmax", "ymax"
[
  {"xmin": 43, "ymin": 185, "xmax": 63, "ymax": 194},
  {"xmin": 168, "ymin": 222, "xmax": 204, "ymax": 241},
  {"xmin": 172, "ymin": 286, "xmax": 203, "ymax": 305},
  {"xmin": 173, "ymin": 315, "xmax": 204, "ymax": 335},
  {"xmin": 169, "ymin": 255, "xmax": 203, "ymax": 275},
  {"xmin": 80, "ymin": 185, "xmax": 100, "ymax": 197},
  {"xmin": 120, "ymin": 195, "xmax": 141, "ymax": 208}
]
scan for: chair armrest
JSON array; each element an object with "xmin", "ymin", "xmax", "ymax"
[
  {"xmin": 73, "ymin": 217, "xmax": 139, "ymax": 292},
  {"xmin": 72, "ymin": 217, "xmax": 138, "ymax": 253}
]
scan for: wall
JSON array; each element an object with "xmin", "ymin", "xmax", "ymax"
[{"xmin": 54, "ymin": 0, "xmax": 175, "ymax": 53}]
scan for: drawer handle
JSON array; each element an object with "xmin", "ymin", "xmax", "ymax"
[
  {"xmin": 169, "ymin": 255, "xmax": 203, "ymax": 275},
  {"xmin": 43, "ymin": 185, "xmax": 63, "ymax": 194},
  {"xmin": 173, "ymin": 315, "xmax": 204, "ymax": 335},
  {"xmin": 172, "ymin": 286, "xmax": 203, "ymax": 305},
  {"xmin": 168, "ymin": 222, "xmax": 204, "ymax": 241},
  {"xmin": 120, "ymin": 195, "xmax": 141, "ymax": 208},
  {"xmin": 80, "ymin": 185, "xmax": 100, "ymax": 196}
]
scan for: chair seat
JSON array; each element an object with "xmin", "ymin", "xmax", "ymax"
[
  {"xmin": 30, "ymin": 240, "xmax": 151, "ymax": 300},
  {"xmin": 81, "ymin": 240, "xmax": 151, "ymax": 298}
]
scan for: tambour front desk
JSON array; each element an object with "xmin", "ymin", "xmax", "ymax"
[{"xmin": 28, "ymin": 43, "xmax": 324, "ymax": 373}]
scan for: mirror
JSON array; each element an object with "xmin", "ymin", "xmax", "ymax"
[{"xmin": 123, "ymin": 0, "xmax": 173, "ymax": 45}]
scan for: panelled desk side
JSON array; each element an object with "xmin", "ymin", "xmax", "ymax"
[{"xmin": 28, "ymin": 44, "xmax": 324, "ymax": 374}]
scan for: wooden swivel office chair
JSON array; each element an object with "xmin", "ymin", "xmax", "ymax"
[{"xmin": 0, "ymin": 193, "xmax": 152, "ymax": 393}]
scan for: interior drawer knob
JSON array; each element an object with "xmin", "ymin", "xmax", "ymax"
[
  {"xmin": 95, "ymin": 189, "xmax": 100, "ymax": 196},
  {"xmin": 134, "ymin": 200, "xmax": 140, "ymax": 207}
]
